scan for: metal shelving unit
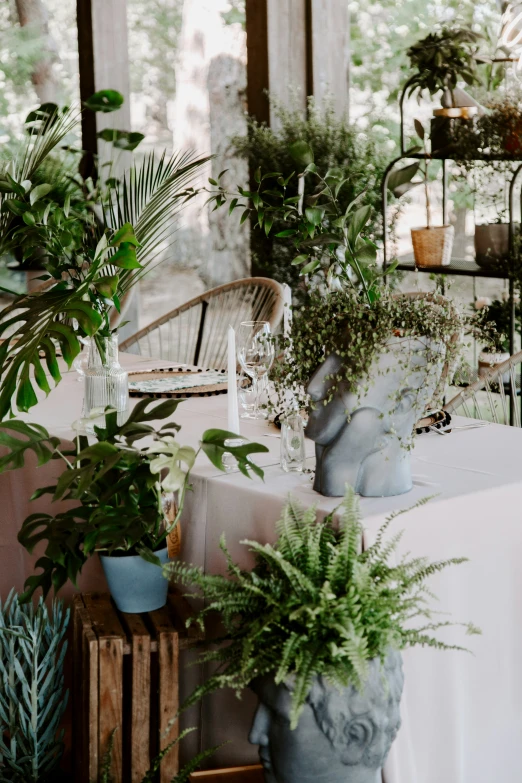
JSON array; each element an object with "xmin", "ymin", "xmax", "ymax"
[{"xmin": 382, "ymin": 82, "xmax": 522, "ymax": 424}]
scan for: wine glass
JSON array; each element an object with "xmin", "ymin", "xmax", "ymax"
[{"xmin": 236, "ymin": 321, "xmax": 274, "ymax": 420}]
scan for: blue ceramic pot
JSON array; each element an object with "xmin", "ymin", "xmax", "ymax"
[{"xmin": 100, "ymin": 547, "xmax": 170, "ymax": 613}]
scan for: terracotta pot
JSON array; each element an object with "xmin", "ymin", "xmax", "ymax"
[{"xmin": 411, "ymin": 225, "xmax": 454, "ymax": 268}]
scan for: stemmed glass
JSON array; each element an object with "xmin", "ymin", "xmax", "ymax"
[{"xmin": 236, "ymin": 321, "xmax": 274, "ymax": 420}]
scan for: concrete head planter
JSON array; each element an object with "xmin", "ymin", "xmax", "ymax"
[
  {"xmin": 306, "ymin": 336, "xmax": 445, "ymax": 497},
  {"xmin": 250, "ymin": 651, "xmax": 404, "ymax": 783}
]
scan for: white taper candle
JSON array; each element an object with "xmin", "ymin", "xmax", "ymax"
[
  {"xmin": 227, "ymin": 325, "xmax": 240, "ymax": 434},
  {"xmin": 283, "ymin": 283, "xmax": 292, "ymax": 339}
]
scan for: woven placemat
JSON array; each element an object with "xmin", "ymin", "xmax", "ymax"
[{"xmin": 128, "ymin": 367, "xmax": 228, "ymax": 399}]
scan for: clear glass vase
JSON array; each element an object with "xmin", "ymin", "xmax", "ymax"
[{"xmin": 83, "ymin": 334, "xmax": 128, "ymax": 430}]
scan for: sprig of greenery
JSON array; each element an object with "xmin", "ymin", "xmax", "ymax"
[
  {"xmin": 209, "ymin": 144, "xmax": 391, "ymax": 303},
  {"xmin": 99, "ymin": 726, "xmax": 220, "ymax": 783},
  {"xmin": 0, "ymin": 400, "xmax": 268, "ymax": 601},
  {"xmin": 165, "ymin": 486, "xmax": 479, "ymax": 729},
  {"xmin": 0, "ymin": 102, "xmax": 211, "ymax": 420}
]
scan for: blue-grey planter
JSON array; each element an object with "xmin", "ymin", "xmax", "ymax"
[
  {"xmin": 100, "ymin": 547, "xmax": 170, "ymax": 613},
  {"xmin": 249, "ymin": 651, "xmax": 404, "ymax": 783}
]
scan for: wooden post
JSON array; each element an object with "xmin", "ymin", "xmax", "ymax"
[
  {"xmin": 309, "ymin": 0, "xmax": 350, "ymax": 118},
  {"xmin": 76, "ymin": 0, "xmax": 132, "ymax": 177},
  {"xmin": 245, "ymin": 0, "xmax": 270, "ymax": 124}
]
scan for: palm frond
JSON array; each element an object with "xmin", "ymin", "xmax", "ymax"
[{"xmin": 104, "ymin": 150, "xmax": 212, "ymax": 292}]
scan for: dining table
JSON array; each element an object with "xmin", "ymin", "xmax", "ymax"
[{"xmin": 2, "ymin": 352, "xmax": 522, "ymax": 783}]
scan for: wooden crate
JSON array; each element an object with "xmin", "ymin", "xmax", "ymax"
[
  {"xmin": 190, "ymin": 767, "xmax": 264, "ymax": 782},
  {"xmin": 73, "ymin": 590, "xmax": 202, "ymax": 783}
]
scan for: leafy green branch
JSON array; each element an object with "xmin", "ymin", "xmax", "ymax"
[
  {"xmin": 0, "ymin": 400, "xmax": 268, "ymax": 601},
  {"xmin": 207, "ymin": 141, "xmax": 391, "ymax": 304}
]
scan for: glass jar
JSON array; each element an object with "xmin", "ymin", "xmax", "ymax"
[
  {"xmin": 280, "ymin": 412, "xmax": 306, "ymax": 473},
  {"xmin": 83, "ymin": 334, "xmax": 128, "ymax": 430}
]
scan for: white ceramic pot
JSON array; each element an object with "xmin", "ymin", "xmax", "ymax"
[
  {"xmin": 411, "ymin": 225, "xmax": 454, "ymax": 268},
  {"xmin": 478, "ymin": 350, "xmax": 510, "ymax": 384}
]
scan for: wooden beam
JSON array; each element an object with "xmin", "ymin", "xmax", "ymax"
[
  {"xmin": 310, "ymin": 0, "xmax": 350, "ymax": 118},
  {"xmin": 267, "ymin": 0, "xmax": 307, "ymax": 126},
  {"xmin": 76, "ymin": 0, "xmax": 132, "ymax": 176},
  {"xmin": 76, "ymin": 0, "xmax": 97, "ymax": 179},
  {"xmin": 245, "ymin": 0, "xmax": 270, "ymax": 124}
]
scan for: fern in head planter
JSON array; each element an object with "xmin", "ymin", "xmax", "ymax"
[
  {"xmin": 0, "ymin": 590, "xmax": 69, "ymax": 782},
  {"xmin": 0, "ymin": 399, "xmax": 267, "ymax": 601},
  {"xmin": 165, "ymin": 486, "xmax": 480, "ymax": 729}
]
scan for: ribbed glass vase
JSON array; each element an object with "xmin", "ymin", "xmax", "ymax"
[{"xmin": 83, "ymin": 335, "xmax": 128, "ymax": 430}]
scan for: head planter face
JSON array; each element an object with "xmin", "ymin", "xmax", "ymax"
[
  {"xmin": 305, "ymin": 337, "xmax": 444, "ymax": 497},
  {"xmin": 249, "ymin": 651, "xmax": 404, "ymax": 783}
]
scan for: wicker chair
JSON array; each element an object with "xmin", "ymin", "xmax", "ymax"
[
  {"xmin": 119, "ymin": 277, "xmax": 285, "ymax": 368},
  {"xmin": 444, "ymin": 349, "xmax": 522, "ymax": 427}
]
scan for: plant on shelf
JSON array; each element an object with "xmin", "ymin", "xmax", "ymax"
[
  {"xmin": 474, "ymin": 295, "xmax": 521, "ymax": 376},
  {"xmin": 231, "ymin": 99, "xmax": 394, "ymax": 291},
  {"xmin": 406, "ymin": 26, "xmax": 484, "ymax": 108},
  {"xmin": 406, "ymin": 26, "xmax": 487, "ymax": 155},
  {"xmin": 210, "ymin": 154, "xmax": 497, "ymax": 497},
  {"xmin": 0, "ymin": 399, "xmax": 267, "ymax": 610},
  {"xmin": 165, "ymin": 486, "xmax": 478, "ymax": 782},
  {"xmin": 409, "ymin": 119, "xmax": 455, "ymax": 268},
  {"xmin": 453, "ymin": 96, "xmax": 522, "ymax": 159},
  {"xmin": 0, "ymin": 98, "xmax": 210, "ymax": 420},
  {"xmin": 0, "ymin": 591, "xmax": 69, "ymax": 783}
]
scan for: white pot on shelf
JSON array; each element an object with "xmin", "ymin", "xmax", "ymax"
[
  {"xmin": 411, "ymin": 225, "xmax": 454, "ymax": 268},
  {"xmin": 478, "ymin": 350, "xmax": 510, "ymax": 384}
]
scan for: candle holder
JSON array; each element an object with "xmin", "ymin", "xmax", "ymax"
[{"xmin": 222, "ymin": 437, "xmax": 248, "ymax": 472}]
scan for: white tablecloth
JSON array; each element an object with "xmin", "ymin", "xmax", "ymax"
[{"xmin": 2, "ymin": 354, "xmax": 522, "ymax": 781}]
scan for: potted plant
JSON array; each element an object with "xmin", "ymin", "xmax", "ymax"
[
  {"xmin": 409, "ymin": 120, "xmax": 455, "ymax": 268},
  {"xmin": 474, "ymin": 294, "xmax": 520, "ymax": 380},
  {"xmin": 0, "ymin": 103, "xmax": 210, "ymax": 421},
  {"xmin": 406, "ymin": 27, "xmax": 485, "ymax": 153},
  {"xmin": 166, "ymin": 487, "xmax": 479, "ymax": 783},
  {"xmin": 208, "ymin": 147, "xmax": 493, "ymax": 497},
  {"xmin": 0, "ymin": 400, "xmax": 267, "ymax": 611}
]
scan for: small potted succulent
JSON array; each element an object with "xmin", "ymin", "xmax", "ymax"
[
  {"xmin": 0, "ymin": 400, "xmax": 267, "ymax": 611},
  {"xmin": 406, "ymin": 27, "xmax": 485, "ymax": 153},
  {"xmin": 410, "ymin": 120, "xmax": 455, "ymax": 268},
  {"xmin": 166, "ymin": 486, "xmax": 479, "ymax": 783}
]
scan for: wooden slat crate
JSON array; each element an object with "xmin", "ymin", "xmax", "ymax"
[
  {"xmin": 190, "ymin": 767, "xmax": 264, "ymax": 782},
  {"xmin": 73, "ymin": 590, "xmax": 203, "ymax": 783}
]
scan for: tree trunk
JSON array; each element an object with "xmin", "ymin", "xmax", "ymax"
[{"xmin": 15, "ymin": 0, "xmax": 57, "ymax": 104}]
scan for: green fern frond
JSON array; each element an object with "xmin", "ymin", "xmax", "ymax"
[{"xmin": 164, "ymin": 486, "xmax": 477, "ymax": 730}]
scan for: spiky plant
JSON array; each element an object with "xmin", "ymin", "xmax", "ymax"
[
  {"xmin": 165, "ymin": 486, "xmax": 479, "ymax": 729},
  {"xmin": 0, "ymin": 590, "xmax": 69, "ymax": 782}
]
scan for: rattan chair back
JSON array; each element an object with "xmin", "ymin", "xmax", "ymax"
[
  {"xmin": 444, "ymin": 349, "xmax": 522, "ymax": 427},
  {"xmin": 119, "ymin": 277, "xmax": 285, "ymax": 368}
]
